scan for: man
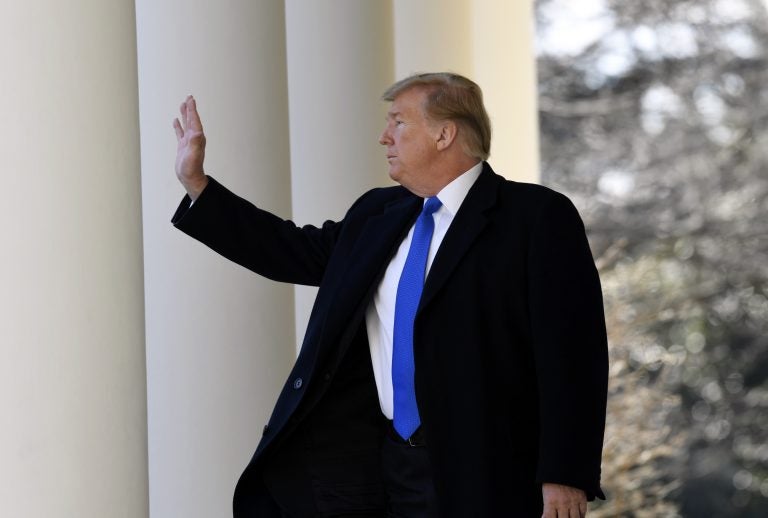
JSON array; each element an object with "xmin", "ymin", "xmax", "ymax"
[{"xmin": 172, "ymin": 72, "xmax": 608, "ymax": 517}]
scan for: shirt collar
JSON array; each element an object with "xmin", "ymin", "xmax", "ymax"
[{"xmin": 431, "ymin": 161, "xmax": 483, "ymax": 216}]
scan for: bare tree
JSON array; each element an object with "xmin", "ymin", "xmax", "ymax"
[{"xmin": 535, "ymin": 0, "xmax": 768, "ymax": 515}]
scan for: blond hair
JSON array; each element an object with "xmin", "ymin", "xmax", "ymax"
[{"xmin": 382, "ymin": 72, "xmax": 491, "ymax": 160}]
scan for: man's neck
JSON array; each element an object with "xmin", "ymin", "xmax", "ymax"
[{"xmin": 420, "ymin": 158, "xmax": 482, "ymax": 197}]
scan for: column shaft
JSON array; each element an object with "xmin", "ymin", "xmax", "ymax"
[
  {"xmin": 472, "ymin": 0, "xmax": 540, "ymax": 183},
  {"xmin": 135, "ymin": 2, "xmax": 296, "ymax": 517},
  {"xmin": 0, "ymin": 1, "xmax": 148, "ymax": 517},
  {"xmin": 392, "ymin": 0, "xmax": 539, "ymax": 182},
  {"xmin": 393, "ymin": 0, "xmax": 473, "ymax": 77},
  {"xmin": 285, "ymin": 0, "xmax": 394, "ymax": 349}
]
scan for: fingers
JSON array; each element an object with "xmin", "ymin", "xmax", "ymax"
[
  {"xmin": 540, "ymin": 505, "xmax": 586, "ymax": 518},
  {"xmin": 173, "ymin": 118, "xmax": 183, "ymax": 141},
  {"xmin": 173, "ymin": 95, "xmax": 202, "ymax": 141},
  {"xmin": 179, "ymin": 99, "xmax": 188, "ymax": 128},
  {"xmin": 185, "ymin": 95, "xmax": 203, "ymax": 131},
  {"xmin": 542, "ymin": 483, "xmax": 587, "ymax": 518}
]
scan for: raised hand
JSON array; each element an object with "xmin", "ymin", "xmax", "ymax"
[{"xmin": 173, "ymin": 95, "xmax": 209, "ymax": 200}]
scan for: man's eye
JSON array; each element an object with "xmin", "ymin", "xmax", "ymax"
[{"xmin": 395, "ymin": 120, "xmax": 404, "ymax": 126}]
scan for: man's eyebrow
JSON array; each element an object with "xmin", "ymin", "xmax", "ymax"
[{"xmin": 386, "ymin": 110, "xmax": 402, "ymax": 119}]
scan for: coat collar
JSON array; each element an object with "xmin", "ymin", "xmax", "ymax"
[
  {"xmin": 347, "ymin": 193, "xmax": 422, "ymax": 285},
  {"xmin": 419, "ymin": 162, "xmax": 501, "ymax": 312},
  {"xmin": 315, "ymin": 162, "xmax": 501, "ymax": 347}
]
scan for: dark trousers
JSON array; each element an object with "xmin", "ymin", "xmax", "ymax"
[
  {"xmin": 267, "ymin": 425, "xmax": 437, "ymax": 518},
  {"xmin": 380, "ymin": 427, "xmax": 438, "ymax": 518}
]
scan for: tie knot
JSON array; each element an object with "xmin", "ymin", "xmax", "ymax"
[{"xmin": 422, "ymin": 196, "xmax": 442, "ymax": 216}]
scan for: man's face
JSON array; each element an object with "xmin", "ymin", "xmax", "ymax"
[{"xmin": 379, "ymin": 87, "xmax": 440, "ymax": 193}]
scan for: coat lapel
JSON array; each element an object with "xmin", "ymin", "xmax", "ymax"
[
  {"xmin": 419, "ymin": 165, "xmax": 501, "ymax": 312},
  {"xmin": 349, "ymin": 194, "xmax": 421, "ymax": 279},
  {"xmin": 318, "ymin": 193, "xmax": 421, "ymax": 341}
]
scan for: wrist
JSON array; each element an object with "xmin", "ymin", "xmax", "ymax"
[{"xmin": 184, "ymin": 174, "xmax": 209, "ymax": 201}]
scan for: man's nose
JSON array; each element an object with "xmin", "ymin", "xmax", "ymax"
[{"xmin": 379, "ymin": 128, "xmax": 391, "ymax": 145}]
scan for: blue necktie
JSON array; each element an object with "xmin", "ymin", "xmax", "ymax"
[{"xmin": 392, "ymin": 196, "xmax": 442, "ymax": 440}]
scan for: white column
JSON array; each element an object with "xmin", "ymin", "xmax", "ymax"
[
  {"xmin": 285, "ymin": 0, "xmax": 394, "ymax": 350},
  {"xmin": 393, "ymin": 0, "xmax": 473, "ymax": 77},
  {"xmin": 135, "ymin": 2, "xmax": 296, "ymax": 517},
  {"xmin": 393, "ymin": 0, "xmax": 539, "ymax": 182},
  {"xmin": 472, "ymin": 0, "xmax": 540, "ymax": 183},
  {"xmin": 0, "ymin": 2, "xmax": 148, "ymax": 518}
]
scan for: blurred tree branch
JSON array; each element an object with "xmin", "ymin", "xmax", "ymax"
[{"xmin": 536, "ymin": 0, "xmax": 768, "ymax": 515}]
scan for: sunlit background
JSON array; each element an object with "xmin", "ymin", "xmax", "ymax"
[{"xmin": 535, "ymin": 0, "xmax": 768, "ymax": 516}]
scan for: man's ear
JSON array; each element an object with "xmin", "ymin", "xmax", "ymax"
[{"xmin": 435, "ymin": 120, "xmax": 458, "ymax": 151}]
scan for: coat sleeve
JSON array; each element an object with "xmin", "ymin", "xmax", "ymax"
[
  {"xmin": 171, "ymin": 176, "xmax": 345, "ymax": 287},
  {"xmin": 527, "ymin": 191, "xmax": 608, "ymax": 500}
]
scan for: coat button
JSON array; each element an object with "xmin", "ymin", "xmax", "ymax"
[
  {"xmin": 323, "ymin": 372, "xmax": 331, "ymax": 381},
  {"xmin": 293, "ymin": 377, "xmax": 303, "ymax": 389}
]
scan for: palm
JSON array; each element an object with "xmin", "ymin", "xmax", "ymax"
[
  {"xmin": 173, "ymin": 96, "xmax": 208, "ymax": 198},
  {"xmin": 175, "ymin": 126, "xmax": 204, "ymax": 181}
]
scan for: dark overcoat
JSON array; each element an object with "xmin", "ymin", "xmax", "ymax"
[{"xmin": 172, "ymin": 163, "xmax": 609, "ymax": 517}]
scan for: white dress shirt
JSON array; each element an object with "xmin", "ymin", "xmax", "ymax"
[{"xmin": 365, "ymin": 162, "xmax": 483, "ymax": 418}]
